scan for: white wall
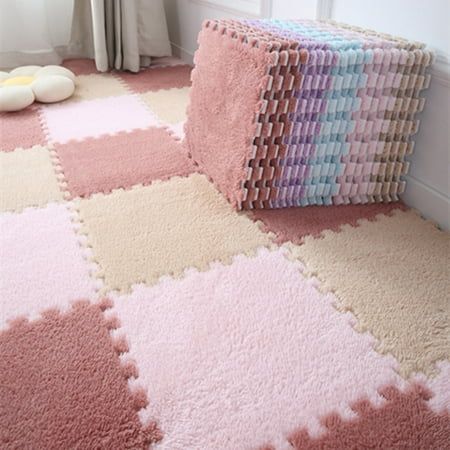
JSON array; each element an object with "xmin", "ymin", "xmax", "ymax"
[
  {"xmin": 164, "ymin": 0, "xmax": 450, "ymax": 229},
  {"xmin": 163, "ymin": 0, "xmax": 319, "ymax": 61},
  {"xmin": 162, "ymin": 0, "xmax": 336, "ymax": 60},
  {"xmin": 164, "ymin": 0, "xmax": 240, "ymax": 62},
  {"xmin": 270, "ymin": 0, "xmax": 317, "ymax": 19},
  {"xmin": 331, "ymin": 0, "xmax": 450, "ymax": 57}
]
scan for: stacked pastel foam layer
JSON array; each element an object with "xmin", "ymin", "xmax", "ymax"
[
  {"xmin": 243, "ymin": 19, "xmax": 364, "ymax": 207},
  {"xmin": 185, "ymin": 19, "xmax": 433, "ymax": 209}
]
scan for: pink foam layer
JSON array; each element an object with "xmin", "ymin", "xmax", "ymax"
[
  {"xmin": 56, "ymin": 127, "xmax": 196, "ymax": 198},
  {"xmin": 251, "ymin": 201, "xmax": 408, "ymax": 244},
  {"xmin": 289, "ymin": 383, "xmax": 450, "ymax": 449},
  {"xmin": 62, "ymin": 59, "xmax": 99, "ymax": 75},
  {"xmin": 186, "ymin": 26, "xmax": 271, "ymax": 207},
  {"xmin": 0, "ymin": 301, "xmax": 161, "ymax": 448},
  {"xmin": 0, "ymin": 107, "xmax": 46, "ymax": 152}
]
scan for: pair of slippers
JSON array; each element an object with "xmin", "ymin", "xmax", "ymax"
[{"xmin": 0, "ymin": 65, "xmax": 76, "ymax": 112}]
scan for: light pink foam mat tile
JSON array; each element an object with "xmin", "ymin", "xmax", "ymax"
[
  {"xmin": 0, "ymin": 203, "xmax": 99, "ymax": 328},
  {"xmin": 55, "ymin": 127, "xmax": 196, "ymax": 198},
  {"xmin": 116, "ymin": 65, "xmax": 192, "ymax": 93},
  {"xmin": 0, "ymin": 108, "xmax": 47, "ymax": 152},
  {"xmin": 41, "ymin": 95, "xmax": 160, "ymax": 144},
  {"xmin": 110, "ymin": 248, "xmax": 403, "ymax": 450}
]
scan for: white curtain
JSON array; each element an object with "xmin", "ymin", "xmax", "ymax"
[
  {"xmin": 0, "ymin": 0, "xmax": 172, "ymax": 72},
  {"xmin": 69, "ymin": 0, "xmax": 172, "ymax": 72},
  {"xmin": 0, "ymin": 0, "xmax": 74, "ymax": 69}
]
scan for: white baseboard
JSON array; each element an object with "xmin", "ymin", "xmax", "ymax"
[
  {"xmin": 402, "ymin": 175, "xmax": 450, "ymax": 231},
  {"xmin": 171, "ymin": 42, "xmax": 194, "ymax": 65}
]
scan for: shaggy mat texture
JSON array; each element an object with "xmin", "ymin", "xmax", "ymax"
[{"xmin": 0, "ymin": 59, "xmax": 449, "ymax": 449}]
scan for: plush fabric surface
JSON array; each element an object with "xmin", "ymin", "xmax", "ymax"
[
  {"xmin": 0, "ymin": 145, "xmax": 62, "ymax": 212},
  {"xmin": 186, "ymin": 20, "xmax": 433, "ymax": 209},
  {"xmin": 141, "ymin": 87, "xmax": 190, "ymax": 124},
  {"xmin": 289, "ymin": 384, "xmax": 450, "ymax": 450},
  {"xmin": 288, "ymin": 209, "xmax": 450, "ymax": 378},
  {"xmin": 109, "ymin": 248, "xmax": 403, "ymax": 449},
  {"xmin": 41, "ymin": 94, "xmax": 160, "ymax": 143},
  {"xmin": 186, "ymin": 25, "xmax": 274, "ymax": 207},
  {"xmin": 0, "ymin": 301, "xmax": 161, "ymax": 448},
  {"xmin": 69, "ymin": 74, "xmax": 128, "ymax": 101},
  {"xmin": 77, "ymin": 174, "xmax": 270, "ymax": 292},
  {"xmin": 0, "ymin": 59, "xmax": 448, "ymax": 449},
  {"xmin": 0, "ymin": 106, "xmax": 46, "ymax": 151},
  {"xmin": 55, "ymin": 127, "xmax": 196, "ymax": 198},
  {"xmin": 0, "ymin": 203, "xmax": 98, "ymax": 327},
  {"xmin": 250, "ymin": 201, "xmax": 408, "ymax": 244}
]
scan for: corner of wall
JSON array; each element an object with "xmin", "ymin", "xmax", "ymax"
[
  {"xmin": 171, "ymin": 42, "xmax": 194, "ymax": 65},
  {"xmin": 402, "ymin": 175, "xmax": 450, "ymax": 231}
]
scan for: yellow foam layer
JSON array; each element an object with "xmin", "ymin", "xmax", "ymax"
[{"xmin": 2, "ymin": 76, "xmax": 35, "ymax": 86}]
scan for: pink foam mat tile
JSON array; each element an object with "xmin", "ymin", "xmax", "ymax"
[
  {"xmin": 250, "ymin": 201, "xmax": 408, "ymax": 244},
  {"xmin": 151, "ymin": 56, "xmax": 186, "ymax": 67},
  {"xmin": 55, "ymin": 126, "xmax": 196, "ymax": 198},
  {"xmin": 116, "ymin": 65, "xmax": 192, "ymax": 93},
  {"xmin": 0, "ymin": 300, "xmax": 161, "ymax": 449},
  {"xmin": 40, "ymin": 95, "xmax": 160, "ymax": 143},
  {"xmin": 111, "ymin": 248, "xmax": 403, "ymax": 450},
  {"xmin": 288, "ymin": 381, "xmax": 450, "ymax": 450},
  {"xmin": 0, "ymin": 107, "xmax": 47, "ymax": 152},
  {"xmin": 0, "ymin": 203, "xmax": 99, "ymax": 328},
  {"xmin": 62, "ymin": 58, "xmax": 99, "ymax": 75}
]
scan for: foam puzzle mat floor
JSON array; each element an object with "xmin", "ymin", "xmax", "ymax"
[{"xmin": 0, "ymin": 57, "xmax": 449, "ymax": 449}]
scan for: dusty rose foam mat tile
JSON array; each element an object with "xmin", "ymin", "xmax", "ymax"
[
  {"xmin": 62, "ymin": 58, "xmax": 98, "ymax": 75},
  {"xmin": 55, "ymin": 126, "xmax": 195, "ymax": 198},
  {"xmin": 1, "ymin": 59, "xmax": 449, "ymax": 449},
  {"xmin": 0, "ymin": 301, "xmax": 161, "ymax": 449},
  {"xmin": 249, "ymin": 201, "xmax": 408, "ymax": 244},
  {"xmin": 0, "ymin": 107, "xmax": 47, "ymax": 152},
  {"xmin": 288, "ymin": 383, "xmax": 450, "ymax": 449}
]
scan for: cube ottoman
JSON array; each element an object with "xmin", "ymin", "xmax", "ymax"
[{"xmin": 185, "ymin": 19, "xmax": 433, "ymax": 209}]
